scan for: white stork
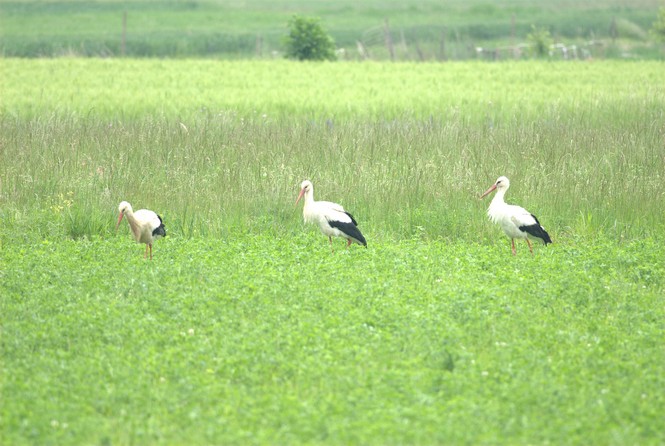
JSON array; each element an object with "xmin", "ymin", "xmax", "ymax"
[
  {"xmin": 480, "ymin": 176, "xmax": 552, "ymax": 255},
  {"xmin": 296, "ymin": 180, "xmax": 367, "ymax": 252},
  {"xmin": 116, "ymin": 201, "xmax": 166, "ymax": 260}
]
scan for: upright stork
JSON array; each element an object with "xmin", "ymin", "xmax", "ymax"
[
  {"xmin": 116, "ymin": 201, "xmax": 166, "ymax": 260},
  {"xmin": 296, "ymin": 180, "xmax": 367, "ymax": 252},
  {"xmin": 480, "ymin": 176, "xmax": 552, "ymax": 255}
]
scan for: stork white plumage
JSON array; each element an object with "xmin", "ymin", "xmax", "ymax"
[
  {"xmin": 296, "ymin": 180, "xmax": 367, "ymax": 252},
  {"xmin": 116, "ymin": 201, "xmax": 166, "ymax": 260},
  {"xmin": 480, "ymin": 176, "xmax": 552, "ymax": 255}
]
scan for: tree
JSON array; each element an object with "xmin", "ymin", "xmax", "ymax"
[
  {"xmin": 650, "ymin": 8, "xmax": 665, "ymax": 42},
  {"xmin": 526, "ymin": 25, "xmax": 553, "ymax": 58},
  {"xmin": 283, "ymin": 15, "xmax": 336, "ymax": 61}
]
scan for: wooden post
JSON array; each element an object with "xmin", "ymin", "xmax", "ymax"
[
  {"xmin": 609, "ymin": 17, "xmax": 618, "ymax": 43},
  {"xmin": 256, "ymin": 34, "xmax": 263, "ymax": 58},
  {"xmin": 415, "ymin": 40, "xmax": 424, "ymax": 61},
  {"xmin": 121, "ymin": 11, "xmax": 127, "ymax": 57},
  {"xmin": 384, "ymin": 19, "xmax": 394, "ymax": 61},
  {"xmin": 455, "ymin": 29, "xmax": 461, "ymax": 59},
  {"xmin": 439, "ymin": 27, "xmax": 447, "ymax": 61},
  {"xmin": 511, "ymin": 14, "xmax": 515, "ymax": 45},
  {"xmin": 356, "ymin": 41, "xmax": 370, "ymax": 60},
  {"xmin": 511, "ymin": 14, "xmax": 516, "ymax": 58}
]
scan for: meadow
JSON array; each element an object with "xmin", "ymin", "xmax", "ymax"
[
  {"xmin": 1, "ymin": 59, "xmax": 664, "ymax": 445},
  {"xmin": 0, "ymin": 0, "xmax": 662, "ymax": 59},
  {"xmin": 1, "ymin": 235, "xmax": 663, "ymax": 445}
]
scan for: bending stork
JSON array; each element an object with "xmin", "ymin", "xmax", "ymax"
[{"xmin": 116, "ymin": 201, "xmax": 166, "ymax": 260}]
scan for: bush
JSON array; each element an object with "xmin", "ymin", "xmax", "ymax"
[
  {"xmin": 527, "ymin": 25, "xmax": 553, "ymax": 58},
  {"xmin": 283, "ymin": 15, "xmax": 336, "ymax": 61},
  {"xmin": 650, "ymin": 8, "xmax": 665, "ymax": 42}
]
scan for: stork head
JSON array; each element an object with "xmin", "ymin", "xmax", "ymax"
[
  {"xmin": 116, "ymin": 201, "xmax": 133, "ymax": 230},
  {"xmin": 480, "ymin": 176, "xmax": 510, "ymax": 199},
  {"xmin": 296, "ymin": 180, "xmax": 313, "ymax": 205}
]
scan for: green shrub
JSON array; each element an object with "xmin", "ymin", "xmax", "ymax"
[
  {"xmin": 527, "ymin": 25, "xmax": 553, "ymax": 58},
  {"xmin": 283, "ymin": 15, "xmax": 336, "ymax": 61},
  {"xmin": 650, "ymin": 8, "xmax": 665, "ymax": 42}
]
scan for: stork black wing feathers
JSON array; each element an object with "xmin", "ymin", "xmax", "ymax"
[
  {"xmin": 327, "ymin": 218, "xmax": 367, "ymax": 247},
  {"xmin": 518, "ymin": 214, "xmax": 551, "ymax": 244},
  {"xmin": 152, "ymin": 215, "xmax": 167, "ymax": 238}
]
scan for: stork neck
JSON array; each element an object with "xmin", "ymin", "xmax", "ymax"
[
  {"xmin": 488, "ymin": 188, "xmax": 507, "ymax": 211},
  {"xmin": 303, "ymin": 189, "xmax": 315, "ymax": 207},
  {"xmin": 494, "ymin": 187, "xmax": 507, "ymax": 203},
  {"xmin": 301, "ymin": 190, "xmax": 316, "ymax": 224},
  {"xmin": 123, "ymin": 210, "xmax": 141, "ymax": 238}
]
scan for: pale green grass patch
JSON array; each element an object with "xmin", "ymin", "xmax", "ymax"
[
  {"xmin": 1, "ymin": 235, "xmax": 664, "ymax": 445},
  {"xmin": 2, "ymin": 59, "xmax": 663, "ymax": 121}
]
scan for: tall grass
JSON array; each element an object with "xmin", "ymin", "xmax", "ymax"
[
  {"xmin": 1, "ymin": 108, "xmax": 662, "ymax": 243},
  {"xmin": 1, "ymin": 59, "xmax": 663, "ymax": 243}
]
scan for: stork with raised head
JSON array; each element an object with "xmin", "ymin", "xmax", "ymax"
[
  {"xmin": 296, "ymin": 180, "xmax": 367, "ymax": 252},
  {"xmin": 116, "ymin": 201, "xmax": 166, "ymax": 260},
  {"xmin": 480, "ymin": 176, "xmax": 552, "ymax": 255}
]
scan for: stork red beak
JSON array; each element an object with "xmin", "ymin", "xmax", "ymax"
[
  {"xmin": 480, "ymin": 183, "xmax": 497, "ymax": 199},
  {"xmin": 295, "ymin": 188, "xmax": 305, "ymax": 205},
  {"xmin": 115, "ymin": 213, "xmax": 124, "ymax": 231}
]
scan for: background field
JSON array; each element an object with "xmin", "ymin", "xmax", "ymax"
[{"xmin": 1, "ymin": 0, "xmax": 663, "ymax": 59}]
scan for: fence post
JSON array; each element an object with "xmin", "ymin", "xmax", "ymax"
[
  {"xmin": 121, "ymin": 11, "xmax": 127, "ymax": 56},
  {"xmin": 384, "ymin": 19, "xmax": 394, "ymax": 61},
  {"xmin": 256, "ymin": 34, "xmax": 263, "ymax": 58},
  {"xmin": 439, "ymin": 28, "xmax": 447, "ymax": 61}
]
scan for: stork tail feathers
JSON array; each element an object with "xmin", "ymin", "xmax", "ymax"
[
  {"xmin": 152, "ymin": 215, "xmax": 167, "ymax": 238},
  {"xmin": 344, "ymin": 211, "xmax": 359, "ymax": 227},
  {"xmin": 328, "ymin": 220, "xmax": 367, "ymax": 247},
  {"xmin": 519, "ymin": 215, "xmax": 552, "ymax": 244}
]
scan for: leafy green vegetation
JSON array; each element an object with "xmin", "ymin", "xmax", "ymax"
[
  {"xmin": 0, "ymin": 0, "xmax": 662, "ymax": 59},
  {"xmin": 1, "ymin": 235, "xmax": 663, "ymax": 445},
  {"xmin": 283, "ymin": 15, "xmax": 336, "ymax": 61},
  {"xmin": 527, "ymin": 25, "xmax": 553, "ymax": 57},
  {"xmin": 1, "ymin": 58, "xmax": 664, "ymax": 445},
  {"xmin": 651, "ymin": 7, "xmax": 665, "ymax": 41}
]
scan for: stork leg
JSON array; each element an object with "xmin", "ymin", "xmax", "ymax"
[
  {"xmin": 329, "ymin": 236, "xmax": 334, "ymax": 253},
  {"xmin": 346, "ymin": 238, "xmax": 352, "ymax": 249},
  {"xmin": 526, "ymin": 239, "xmax": 534, "ymax": 255},
  {"xmin": 511, "ymin": 239, "xmax": 516, "ymax": 256},
  {"xmin": 144, "ymin": 244, "xmax": 149, "ymax": 259}
]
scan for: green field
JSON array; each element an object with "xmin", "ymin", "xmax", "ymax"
[
  {"xmin": 1, "ymin": 58, "xmax": 665, "ymax": 445},
  {"xmin": 1, "ymin": 236, "xmax": 663, "ymax": 445},
  {"xmin": 0, "ymin": 0, "xmax": 663, "ymax": 59}
]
